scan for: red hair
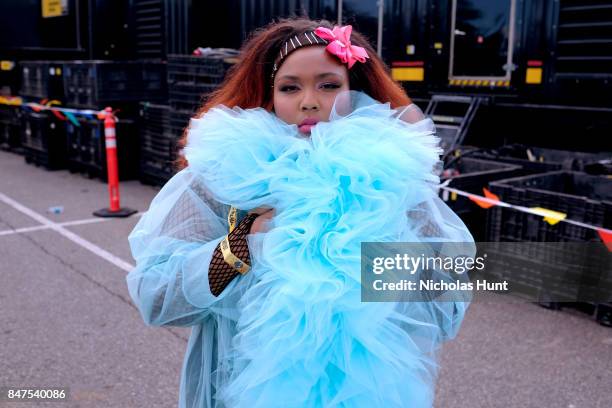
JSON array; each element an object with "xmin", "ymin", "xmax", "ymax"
[{"xmin": 175, "ymin": 17, "xmax": 412, "ymax": 170}]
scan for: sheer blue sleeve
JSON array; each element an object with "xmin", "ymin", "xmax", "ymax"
[
  {"xmin": 403, "ymin": 196, "xmax": 475, "ymax": 343},
  {"xmin": 126, "ymin": 167, "xmax": 237, "ymax": 327}
]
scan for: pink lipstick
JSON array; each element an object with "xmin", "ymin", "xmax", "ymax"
[{"xmin": 298, "ymin": 117, "xmax": 319, "ymax": 133}]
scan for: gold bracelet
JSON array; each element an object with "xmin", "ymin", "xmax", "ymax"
[
  {"xmin": 220, "ymin": 235, "xmax": 251, "ymax": 274},
  {"xmin": 228, "ymin": 206, "xmax": 238, "ymax": 233}
]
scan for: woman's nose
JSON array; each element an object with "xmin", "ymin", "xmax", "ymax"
[
  {"xmin": 301, "ymin": 103, "xmax": 319, "ymax": 111},
  {"xmin": 300, "ymin": 91, "xmax": 319, "ymax": 111}
]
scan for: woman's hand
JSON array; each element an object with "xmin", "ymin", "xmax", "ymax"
[{"xmin": 249, "ymin": 207, "xmax": 275, "ymax": 234}]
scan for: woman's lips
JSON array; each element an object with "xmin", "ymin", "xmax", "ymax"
[
  {"xmin": 298, "ymin": 118, "xmax": 319, "ymax": 133},
  {"xmin": 298, "ymin": 124, "xmax": 316, "ymax": 133}
]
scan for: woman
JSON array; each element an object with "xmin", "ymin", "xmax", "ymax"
[{"xmin": 127, "ymin": 17, "xmax": 473, "ymax": 408}]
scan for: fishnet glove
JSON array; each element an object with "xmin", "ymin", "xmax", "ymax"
[{"xmin": 208, "ymin": 213, "xmax": 258, "ymax": 296}]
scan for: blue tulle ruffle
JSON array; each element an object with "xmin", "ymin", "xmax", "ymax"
[{"xmin": 183, "ymin": 91, "xmax": 473, "ymax": 408}]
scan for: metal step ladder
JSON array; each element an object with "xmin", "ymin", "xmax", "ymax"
[{"xmin": 424, "ymin": 94, "xmax": 485, "ymax": 153}]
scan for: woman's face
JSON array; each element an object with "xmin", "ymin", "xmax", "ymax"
[{"xmin": 272, "ymin": 46, "xmax": 350, "ymax": 135}]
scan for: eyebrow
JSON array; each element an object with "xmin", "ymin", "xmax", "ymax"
[{"xmin": 278, "ymin": 72, "xmax": 343, "ymax": 80}]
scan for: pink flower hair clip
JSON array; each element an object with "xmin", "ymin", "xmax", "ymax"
[{"xmin": 314, "ymin": 25, "xmax": 370, "ymax": 69}]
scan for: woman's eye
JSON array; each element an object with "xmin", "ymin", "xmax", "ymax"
[
  {"xmin": 279, "ymin": 83, "xmax": 340, "ymax": 92},
  {"xmin": 280, "ymin": 85, "xmax": 298, "ymax": 92}
]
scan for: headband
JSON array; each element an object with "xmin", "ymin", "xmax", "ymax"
[{"xmin": 270, "ymin": 25, "xmax": 370, "ymax": 83}]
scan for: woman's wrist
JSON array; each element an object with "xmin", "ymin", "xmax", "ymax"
[
  {"xmin": 208, "ymin": 213, "xmax": 259, "ymax": 296},
  {"xmin": 223, "ymin": 213, "xmax": 258, "ymax": 273}
]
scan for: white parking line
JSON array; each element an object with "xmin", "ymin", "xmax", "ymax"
[
  {"xmin": 0, "ymin": 224, "xmax": 50, "ymax": 236},
  {"xmin": 0, "ymin": 213, "xmax": 144, "ymax": 237},
  {"xmin": 0, "ymin": 192, "xmax": 135, "ymax": 272},
  {"xmin": 0, "ymin": 213, "xmax": 145, "ymax": 236}
]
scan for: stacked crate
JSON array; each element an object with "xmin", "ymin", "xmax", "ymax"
[
  {"xmin": 62, "ymin": 60, "xmax": 167, "ymax": 180},
  {"xmin": 20, "ymin": 61, "xmax": 65, "ymax": 101},
  {"xmin": 20, "ymin": 110, "xmax": 67, "ymax": 170},
  {"xmin": 440, "ymin": 157, "xmax": 522, "ymax": 240},
  {"xmin": 0, "ymin": 104, "xmax": 21, "ymax": 151},
  {"xmin": 167, "ymin": 54, "xmax": 230, "ymax": 113},
  {"xmin": 139, "ymin": 103, "xmax": 176, "ymax": 185},
  {"xmin": 459, "ymin": 145, "xmax": 612, "ymax": 176},
  {"xmin": 167, "ymin": 54, "xmax": 215, "ymax": 155},
  {"xmin": 66, "ymin": 116, "xmax": 138, "ymax": 181},
  {"xmin": 486, "ymin": 171, "xmax": 612, "ymax": 325},
  {"xmin": 487, "ymin": 171, "xmax": 611, "ymax": 243},
  {"xmin": 135, "ymin": 51, "xmax": 238, "ymax": 185},
  {"xmin": 63, "ymin": 61, "xmax": 167, "ymax": 109},
  {"xmin": 0, "ymin": 60, "xmax": 21, "ymax": 97},
  {"xmin": 167, "ymin": 52, "xmax": 237, "ymax": 141},
  {"xmin": 18, "ymin": 61, "xmax": 68, "ymax": 167}
]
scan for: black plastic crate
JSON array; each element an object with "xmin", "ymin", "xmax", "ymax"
[
  {"xmin": 487, "ymin": 171, "xmax": 612, "ymax": 242},
  {"xmin": 0, "ymin": 120, "xmax": 21, "ymax": 151},
  {"xmin": 63, "ymin": 61, "xmax": 167, "ymax": 108},
  {"xmin": 486, "ymin": 245, "xmax": 612, "ymax": 317},
  {"xmin": 138, "ymin": 103, "xmax": 177, "ymax": 185},
  {"xmin": 485, "ymin": 173, "xmax": 612, "ymax": 315},
  {"xmin": 167, "ymin": 52, "xmax": 237, "ymax": 113},
  {"xmin": 139, "ymin": 103, "xmax": 170, "ymax": 134},
  {"xmin": 442, "ymin": 158, "xmax": 523, "ymax": 213},
  {"xmin": 66, "ymin": 116, "xmax": 139, "ymax": 181},
  {"xmin": 487, "ymin": 172, "xmax": 611, "ymax": 300},
  {"xmin": 19, "ymin": 61, "xmax": 65, "ymax": 101},
  {"xmin": 583, "ymin": 160, "xmax": 612, "ymax": 176},
  {"xmin": 167, "ymin": 53, "xmax": 237, "ymax": 84},
  {"xmin": 139, "ymin": 103, "xmax": 174, "ymax": 154},
  {"xmin": 140, "ymin": 119, "xmax": 173, "ymax": 146},
  {"xmin": 0, "ymin": 104, "xmax": 21, "ymax": 150},
  {"xmin": 440, "ymin": 157, "xmax": 522, "ymax": 240},
  {"xmin": 168, "ymin": 82, "xmax": 218, "ymax": 113},
  {"xmin": 0, "ymin": 103, "xmax": 20, "ymax": 124},
  {"xmin": 139, "ymin": 160, "xmax": 176, "ymax": 186},
  {"xmin": 596, "ymin": 303, "xmax": 612, "ymax": 327},
  {"xmin": 0, "ymin": 60, "xmax": 21, "ymax": 96},
  {"xmin": 139, "ymin": 151, "xmax": 177, "ymax": 184},
  {"xmin": 169, "ymin": 109, "xmax": 192, "ymax": 141},
  {"xmin": 20, "ymin": 110, "xmax": 67, "ymax": 170},
  {"xmin": 481, "ymin": 248, "xmax": 589, "ymax": 303},
  {"xmin": 459, "ymin": 145, "xmax": 612, "ymax": 176}
]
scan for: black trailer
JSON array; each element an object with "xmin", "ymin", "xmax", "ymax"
[
  {"xmin": 374, "ymin": 0, "xmax": 612, "ymax": 153},
  {"xmin": 385, "ymin": 0, "xmax": 612, "ymax": 108}
]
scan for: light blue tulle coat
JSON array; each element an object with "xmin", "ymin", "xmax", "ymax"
[{"xmin": 126, "ymin": 91, "xmax": 474, "ymax": 408}]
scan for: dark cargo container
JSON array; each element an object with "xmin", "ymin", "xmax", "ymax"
[{"xmin": 0, "ymin": 0, "xmax": 133, "ymax": 60}]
